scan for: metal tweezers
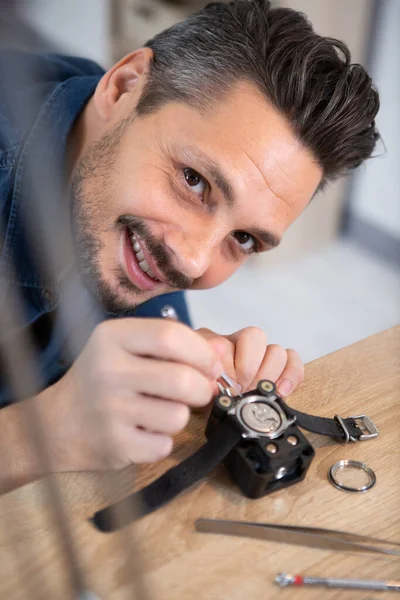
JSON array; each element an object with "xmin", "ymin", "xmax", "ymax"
[{"xmin": 195, "ymin": 519, "xmax": 400, "ymax": 557}]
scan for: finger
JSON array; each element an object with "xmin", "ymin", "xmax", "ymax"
[
  {"xmin": 197, "ymin": 328, "xmax": 236, "ymax": 381},
  {"xmin": 129, "ymin": 356, "xmax": 214, "ymax": 408},
  {"xmin": 248, "ymin": 344, "xmax": 288, "ymax": 390},
  {"xmin": 227, "ymin": 327, "xmax": 267, "ymax": 392},
  {"xmin": 97, "ymin": 319, "xmax": 223, "ymax": 379},
  {"xmin": 275, "ymin": 348, "xmax": 305, "ymax": 397},
  {"xmin": 131, "ymin": 395, "xmax": 190, "ymax": 435},
  {"xmin": 120, "ymin": 427, "xmax": 173, "ymax": 464}
]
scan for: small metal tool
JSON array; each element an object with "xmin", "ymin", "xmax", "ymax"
[
  {"xmin": 275, "ymin": 573, "xmax": 400, "ymax": 592},
  {"xmin": 195, "ymin": 519, "xmax": 400, "ymax": 557},
  {"xmin": 217, "ymin": 372, "xmax": 243, "ymax": 398}
]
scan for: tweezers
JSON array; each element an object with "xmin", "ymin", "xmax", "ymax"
[{"xmin": 195, "ymin": 519, "xmax": 400, "ymax": 557}]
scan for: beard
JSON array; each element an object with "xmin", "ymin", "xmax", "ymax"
[{"xmin": 70, "ymin": 116, "xmax": 192, "ymax": 316}]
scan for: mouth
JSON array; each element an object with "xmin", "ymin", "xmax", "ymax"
[{"xmin": 122, "ymin": 227, "xmax": 166, "ymax": 292}]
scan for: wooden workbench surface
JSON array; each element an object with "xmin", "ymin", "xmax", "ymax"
[{"xmin": 0, "ymin": 326, "xmax": 399, "ymax": 599}]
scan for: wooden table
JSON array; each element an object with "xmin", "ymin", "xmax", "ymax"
[{"xmin": 0, "ymin": 327, "xmax": 399, "ymax": 599}]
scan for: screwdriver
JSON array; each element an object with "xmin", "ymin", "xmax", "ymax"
[{"xmin": 275, "ymin": 573, "xmax": 400, "ymax": 592}]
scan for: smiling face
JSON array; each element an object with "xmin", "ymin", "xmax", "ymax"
[{"xmin": 70, "ymin": 52, "xmax": 322, "ymax": 314}]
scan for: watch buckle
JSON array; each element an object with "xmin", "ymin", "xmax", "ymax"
[
  {"xmin": 349, "ymin": 415, "xmax": 379, "ymax": 441},
  {"xmin": 335, "ymin": 414, "xmax": 379, "ymax": 443}
]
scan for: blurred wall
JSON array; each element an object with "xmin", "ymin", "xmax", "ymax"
[
  {"xmin": 111, "ymin": 0, "xmax": 216, "ymax": 59},
  {"xmin": 22, "ymin": 0, "xmax": 111, "ymax": 66},
  {"xmin": 346, "ymin": 0, "xmax": 400, "ymax": 262}
]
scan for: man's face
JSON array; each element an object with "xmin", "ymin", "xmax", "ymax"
[{"xmin": 71, "ymin": 80, "xmax": 322, "ymax": 314}]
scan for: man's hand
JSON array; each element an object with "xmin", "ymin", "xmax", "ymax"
[
  {"xmin": 197, "ymin": 327, "xmax": 304, "ymax": 397},
  {"xmin": 35, "ymin": 319, "xmax": 222, "ymax": 472}
]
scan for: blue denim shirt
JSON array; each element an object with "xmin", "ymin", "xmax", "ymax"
[{"xmin": 0, "ymin": 51, "xmax": 191, "ymax": 406}]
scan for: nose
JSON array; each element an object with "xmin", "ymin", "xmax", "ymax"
[{"xmin": 163, "ymin": 226, "xmax": 218, "ymax": 280}]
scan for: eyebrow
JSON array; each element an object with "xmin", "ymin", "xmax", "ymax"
[
  {"xmin": 251, "ymin": 228, "xmax": 281, "ymax": 249},
  {"xmin": 176, "ymin": 145, "xmax": 282, "ymax": 249}
]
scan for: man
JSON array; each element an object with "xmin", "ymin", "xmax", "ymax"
[{"xmin": 0, "ymin": 0, "xmax": 379, "ymax": 490}]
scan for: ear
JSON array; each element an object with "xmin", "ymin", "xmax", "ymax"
[{"xmin": 93, "ymin": 48, "xmax": 154, "ymax": 122}]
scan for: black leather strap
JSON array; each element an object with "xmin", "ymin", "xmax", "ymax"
[
  {"xmin": 279, "ymin": 399, "xmax": 364, "ymax": 441},
  {"xmin": 93, "ymin": 419, "xmax": 242, "ymax": 533}
]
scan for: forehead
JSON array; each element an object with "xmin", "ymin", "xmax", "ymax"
[{"xmin": 145, "ymin": 81, "xmax": 322, "ymax": 221}]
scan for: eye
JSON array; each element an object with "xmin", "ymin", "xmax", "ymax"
[
  {"xmin": 233, "ymin": 231, "xmax": 257, "ymax": 253},
  {"xmin": 183, "ymin": 168, "xmax": 207, "ymax": 196}
]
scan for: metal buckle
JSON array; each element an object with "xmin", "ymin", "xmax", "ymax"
[
  {"xmin": 349, "ymin": 415, "xmax": 379, "ymax": 440},
  {"xmin": 335, "ymin": 414, "xmax": 378, "ymax": 443}
]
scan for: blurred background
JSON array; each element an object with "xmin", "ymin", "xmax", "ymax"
[{"xmin": 5, "ymin": 0, "xmax": 399, "ymax": 363}]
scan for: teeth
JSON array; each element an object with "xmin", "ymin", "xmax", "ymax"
[
  {"xmin": 130, "ymin": 229, "xmax": 159, "ymax": 281},
  {"xmin": 139, "ymin": 260, "xmax": 150, "ymax": 273}
]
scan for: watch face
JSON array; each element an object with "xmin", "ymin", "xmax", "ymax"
[{"xmin": 240, "ymin": 401, "xmax": 282, "ymax": 434}]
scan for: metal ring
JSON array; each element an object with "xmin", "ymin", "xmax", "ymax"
[{"xmin": 328, "ymin": 460, "xmax": 376, "ymax": 493}]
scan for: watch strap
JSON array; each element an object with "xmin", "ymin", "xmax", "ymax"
[
  {"xmin": 93, "ymin": 419, "xmax": 242, "ymax": 533},
  {"xmin": 279, "ymin": 399, "xmax": 377, "ymax": 442}
]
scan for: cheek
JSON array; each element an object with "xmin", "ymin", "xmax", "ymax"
[{"xmin": 114, "ymin": 160, "xmax": 177, "ymax": 221}]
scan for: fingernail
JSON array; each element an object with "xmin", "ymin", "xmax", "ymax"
[
  {"xmin": 212, "ymin": 362, "xmax": 224, "ymax": 379},
  {"xmin": 278, "ymin": 379, "xmax": 292, "ymax": 397}
]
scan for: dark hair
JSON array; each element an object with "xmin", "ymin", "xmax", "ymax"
[{"xmin": 136, "ymin": 0, "xmax": 380, "ymax": 184}]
